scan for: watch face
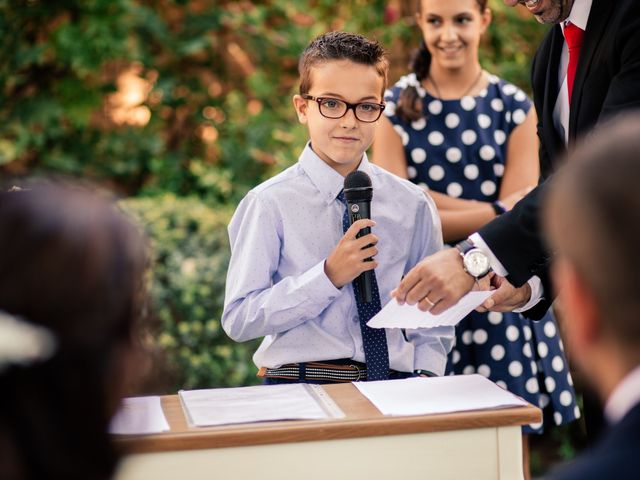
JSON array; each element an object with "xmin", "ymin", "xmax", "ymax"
[{"xmin": 464, "ymin": 249, "xmax": 491, "ymax": 277}]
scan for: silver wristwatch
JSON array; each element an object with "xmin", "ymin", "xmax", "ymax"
[{"xmin": 455, "ymin": 239, "xmax": 491, "ymax": 281}]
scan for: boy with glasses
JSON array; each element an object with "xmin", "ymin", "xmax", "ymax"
[{"xmin": 222, "ymin": 31, "xmax": 452, "ymax": 384}]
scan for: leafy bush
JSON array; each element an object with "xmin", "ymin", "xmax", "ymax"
[
  {"xmin": 123, "ymin": 194, "xmax": 261, "ymax": 390},
  {"xmin": 0, "ymin": 1, "xmax": 545, "ymax": 202}
]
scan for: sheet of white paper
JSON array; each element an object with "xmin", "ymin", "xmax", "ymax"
[
  {"xmin": 367, "ymin": 290, "xmax": 493, "ymax": 329},
  {"xmin": 179, "ymin": 383, "xmax": 340, "ymax": 427},
  {"xmin": 354, "ymin": 374, "xmax": 529, "ymax": 416},
  {"xmin": 109, "ymin": 396, "xmax": 170, "ymax": 435}
]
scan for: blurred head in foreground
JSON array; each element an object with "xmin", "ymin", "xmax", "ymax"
[
  {"xmin": 0, "ymin": 182, "xmax": 148, "ymax": 480},
  {"xmin": 544, "ymin": 113, "xmax": 640, "ymax": 399}
]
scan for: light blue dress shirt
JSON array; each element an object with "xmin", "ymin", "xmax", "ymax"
[{"xmin": 222, "ymin": 143, "xmax": 454, "ymax": 375}]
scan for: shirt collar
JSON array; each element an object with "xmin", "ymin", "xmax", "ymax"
[
  {"xmin": 604, "ymin": 365, "xmax": 640, "ymax": 424},
  {"xmin": 562, "ymin": 0, "xmax": 592, "ymax": 32},
  {"xmin": 298, "ymin": 142, "xmax": 374, "ymax": 206}
]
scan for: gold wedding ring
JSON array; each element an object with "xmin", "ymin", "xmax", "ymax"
[{"xmin": 423, "ymin": 296, "xmax": 435, "ymax": 307}]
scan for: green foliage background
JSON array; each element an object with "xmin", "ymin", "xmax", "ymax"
[{"xmin": 0, "ymin": 0, "xmax": 546, "ymax": 390}]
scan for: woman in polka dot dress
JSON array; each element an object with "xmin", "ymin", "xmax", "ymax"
[{"xmin": 373, "ymin": 0, "xmax": 579, "ymax": 474}]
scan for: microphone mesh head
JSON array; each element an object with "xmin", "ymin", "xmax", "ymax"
[{"xmin": 344, "ymin": 171, "xmax": 372, "ymax": 202}]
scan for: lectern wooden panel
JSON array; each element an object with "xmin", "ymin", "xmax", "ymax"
[{"xmin": 115, "ymin": 383, "xmax": 541, "ymax": 480}]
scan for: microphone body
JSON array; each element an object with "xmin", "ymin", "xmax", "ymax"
[{"xmin": 344, "ymin": 171, "xmax": 374, "ymax": 304}]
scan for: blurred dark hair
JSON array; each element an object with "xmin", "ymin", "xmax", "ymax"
[
  {"xmin": 298, "ymin": 31, "xmax": 389, "ymax": 97},
  {"xmin": 397, "ymin": 0, "xmax": 488, "ymax": 122},
  {"xmin": 545, "ymin": 112, "xmax": 640, "ymax": 350},
  {"xmin": 0, "ymin": 182, "xmax": 149, "ymax": 480}
]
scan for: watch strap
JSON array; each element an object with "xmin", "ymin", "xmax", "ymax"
[
  {"xmin": 491, "ymin": 200, "xmax": 507, "ymax": 215},
  {"xmin": 455, "ymin": 239, "xmax": 475, "ymax": 255}
]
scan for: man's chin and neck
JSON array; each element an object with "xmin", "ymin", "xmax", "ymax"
[{"xmin": 523, "ymin": 0, "xmax": 575, "ymax": 25}]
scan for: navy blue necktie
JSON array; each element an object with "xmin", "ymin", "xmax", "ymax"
[{"xmin": 337, "ymin": 190, "xmax": 389, "ymax": 381}]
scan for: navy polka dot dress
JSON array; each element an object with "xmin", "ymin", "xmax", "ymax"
[{"xmin": 384, "ymin": 73, "xmax": 580, "ymax": 433}]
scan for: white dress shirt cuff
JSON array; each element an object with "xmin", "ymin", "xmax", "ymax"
[
  {"xmin": 305, "ymin": 259, "xmax": 342, "ymax": 298},
  {"xmin": 512, "ymin": 276, "xmax": 544, "ymax": 313}
]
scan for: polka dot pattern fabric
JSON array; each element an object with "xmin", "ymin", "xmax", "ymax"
[
  {"xmin": 337, "ymin": 190, "xmax": 390, "ymax": 380},
  {"xmin": 384, "ymin": 73, "xmax": 579, "ymax": 433},
  {"xmin": 385, "ymin": 73, "xmax": 530, "ymax": 202},
  {"xmin": 447, "ymin": 311, "xmax": 579, "ymax": 433}
]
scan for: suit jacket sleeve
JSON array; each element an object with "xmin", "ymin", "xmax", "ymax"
[
  {"xmin": 478, "ymin": 184, "xmax": 548, "ymax": 280},
  {"xmin": 479, "ymin": 184, "xmax": 554, "ymax": 319},
  {"xmin": 480, "ymin": 2, "xmax": 640, "ymax": 319}
]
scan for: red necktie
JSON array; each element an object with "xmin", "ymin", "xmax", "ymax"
[{"xmin": 563, "ymin": 22, "xmax": 584, "ymax": 104}]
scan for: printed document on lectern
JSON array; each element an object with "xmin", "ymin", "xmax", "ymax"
[
  {"xmin": 179, "ymin": 383, "xmax": 344, "ymax": 427},
  {"xmin": 368, "ymin": 290, "xmax": 493, "ymax": 329}
]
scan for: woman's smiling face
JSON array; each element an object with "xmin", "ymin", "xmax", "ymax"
[{"xmin": 417, "ymin": 0, "xmax": 491, "ymax": 73}]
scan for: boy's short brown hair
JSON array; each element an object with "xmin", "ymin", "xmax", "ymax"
[{"xmin": 298, "ymin": 31, "xmax": 388, "ymax": 97}]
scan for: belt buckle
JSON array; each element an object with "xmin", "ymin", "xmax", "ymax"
[{"xmin": 350, "ymin": 364, "xmax": 364, "ymax": 382}]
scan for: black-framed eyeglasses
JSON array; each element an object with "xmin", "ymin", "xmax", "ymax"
[{"xmin": 302, "ymin": 94, "xmax": 385, "ymax": 123}]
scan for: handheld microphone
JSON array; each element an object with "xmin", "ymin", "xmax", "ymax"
[{"xmin": 344, "ymin": 170, "xmax": 374, "ymax": 304}]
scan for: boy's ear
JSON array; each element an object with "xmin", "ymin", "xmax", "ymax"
[{"xmin": 293, "ymin": 95, "xmax": 308, "ymax": 124}]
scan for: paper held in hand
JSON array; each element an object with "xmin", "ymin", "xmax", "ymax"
[{"xmin": 367, "ymin": 290, "xmax": 493, "ymax": 329}]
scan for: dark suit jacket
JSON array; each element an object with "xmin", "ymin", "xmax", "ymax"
[
  {"xmin": 479, "ymin": 0, "xmax": 640, "ymax": 318},
  {"xmin": 547, "ymin": 402, "xmax": 640, "ymax": 480}
]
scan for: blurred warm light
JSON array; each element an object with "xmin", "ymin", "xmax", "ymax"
[
  {"xmin": 291, "ymin": 12, "xmax": 314, "ymax": 27},
  {"xmin": 108, "ymin": 63, "xmax": 153, "ymax": 127},
  {"xmin": 148, "ymin": 90, "xmax": 164, "ymax": 105},
  {"xmin": 203, "ymin": 106, "xmax": 225, "ymax": 123},
  {"xmin": 200, "ymin": 125, "xmax": 219, "ymax": 144},
  {"xmin": 250, "ymin": 148, "xmax": 276, "ymax": 166},
  {"xmin": 129, "ymin": 107, "xmax": 152, "ymax": 125},
  {"xmin": 247, "ymin": 99, "xmax": 262, "ymax": 116},
  {"xmin": 180, "ymin": 258, "xmax": 197, "ymax": 277},
  {"xmin": 273, "ymin": 129, "xmax": 295, "ymax": 143},
  {"xmin": 208, "ymin": 80, "xmax": 223, "ymax": 97},
  {"xmin": 227, "ymin": 42, "xmax": 255, "ymax": 76}
]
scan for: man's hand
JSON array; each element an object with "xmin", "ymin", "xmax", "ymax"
[
  {"xmin": 477, "ymin": 274, "xmax": 532, "ymax": 312},
  {"xmin": 391, "ymin": 248, "xmax": 475, "ymax": 314},
  {"xmin": 325, "ymin": 219, "xmax": 378, "ymax": 288}
]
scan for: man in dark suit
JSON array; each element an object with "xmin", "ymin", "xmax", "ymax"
[
  {"xmin": 392, "ymin": 0, "xmax": 640, "ymax": 319},
  {"xmin": 392, "ymin": 0, "xmax": 640, "ymax": 444},
  {"xmin": 542, "ymin": 113, "xmax": 640, "ymax": 480}
]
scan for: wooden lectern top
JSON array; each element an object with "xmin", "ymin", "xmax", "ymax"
[{"xmin": 116, "ymin": 383, "xmax": 541, "ymax": 454}]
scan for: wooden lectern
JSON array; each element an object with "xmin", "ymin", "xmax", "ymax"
[{"xmin": 115, "ymin": 383, "xmax": 540, "ymax": 480}]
